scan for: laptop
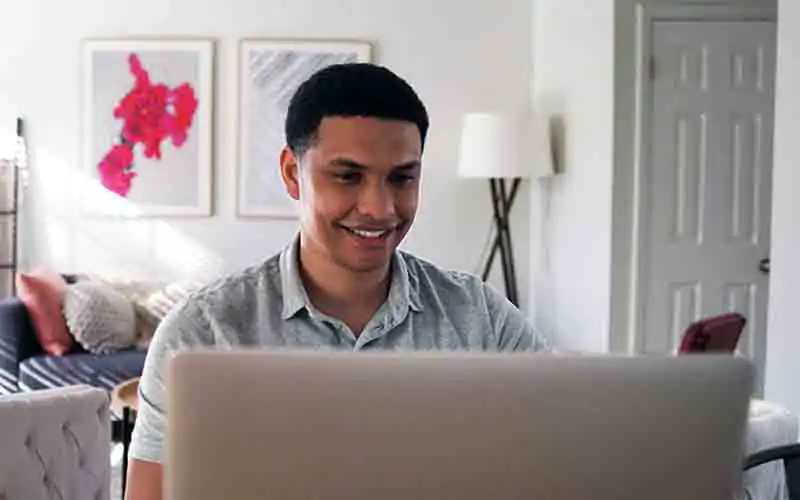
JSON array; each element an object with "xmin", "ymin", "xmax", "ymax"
[{"xmin": 166, "ymin": 350, "xmax": 752, "ymax": 500}]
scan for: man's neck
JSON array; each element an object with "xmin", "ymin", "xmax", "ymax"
[{"xmin": 297, "ymin": 237, "xmax": 392, "ymax": 332}]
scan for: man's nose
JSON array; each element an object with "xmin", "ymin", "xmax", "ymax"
[{"xmin": 357, "ymin": 182, "xmax": 396, "ymax": 220}]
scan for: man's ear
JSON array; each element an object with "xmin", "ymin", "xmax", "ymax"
[{"xmin": 280, "ymin": 146, "xmax": 300, "ymax": 201}]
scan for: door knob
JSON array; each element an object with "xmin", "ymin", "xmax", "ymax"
[{"xmin": 759, "ymin": 258, "xmax": 770, "ymax": 275}]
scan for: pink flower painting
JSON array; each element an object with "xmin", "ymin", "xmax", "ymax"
[{"xmin": 97, "ymin": 53, "xmax": 199, "ymax": 197}]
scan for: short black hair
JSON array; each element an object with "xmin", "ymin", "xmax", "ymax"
[{"xmin": 285, "ymin": 63, "xmax": 429, "ymax": 157}]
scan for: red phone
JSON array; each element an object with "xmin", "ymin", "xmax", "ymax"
[{"xmin": 678, "ymin": 313, "xmax": 746, "ymax": 354}]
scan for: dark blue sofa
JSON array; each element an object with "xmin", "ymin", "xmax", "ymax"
[{"xmin": 0, "ymin": 297, "xmax": 146, "ymax": 396}]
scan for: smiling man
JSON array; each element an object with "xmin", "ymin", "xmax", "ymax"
[{"xmin": 125, "ymin": 63, "xmax": 550, "ymax": 500}]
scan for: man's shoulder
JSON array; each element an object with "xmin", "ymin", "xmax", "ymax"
[
  {"xmin": 197, "ymin": 254, "xmax": 280, "ymax": 301},
  {"xmin": 172, "ymin": 253, "xmax": 282, "ymax": 324},
  {"xmin": 400, "ymin": 251, "xmax": 486, "ymax": 301}
]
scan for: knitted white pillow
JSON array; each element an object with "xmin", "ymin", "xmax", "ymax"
[{"xmin": 63, "ymin": 281, "xmax": 136, "ymax": 354}]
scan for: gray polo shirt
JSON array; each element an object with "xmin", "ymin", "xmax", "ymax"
[{"xmin": 129, "ymin": 237, "xmax": 550, "ymax": 463}]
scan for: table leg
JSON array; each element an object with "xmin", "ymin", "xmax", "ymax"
[{"xmin": 122, "ymin": 407, "xmax": 130, "ymax": 499}]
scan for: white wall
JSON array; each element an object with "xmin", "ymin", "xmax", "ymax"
[
  {"xmin": 0, "ymin": 0, "xmax": 532, "ymax": 307},
  {"xmin": 766, "ymin": 0, "xmax": 800, "ymax": 417},
  {"xmin": 529, "ymin": 0, "xmax": 615, "ymax": 352}
]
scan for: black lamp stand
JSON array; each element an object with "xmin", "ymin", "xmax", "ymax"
[{"xmin": 481, "ymin": 178, "xmax": 521, "ymax": 306}]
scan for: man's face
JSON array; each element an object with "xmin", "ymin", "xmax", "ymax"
[{"xmin": 280, "ymin": 116, "xmax": 422, "ymax": 274}]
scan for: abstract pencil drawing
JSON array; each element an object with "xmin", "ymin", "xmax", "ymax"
[{"xmin": 237, "ymin": 40, "xmax": 371, "ymax": 217}]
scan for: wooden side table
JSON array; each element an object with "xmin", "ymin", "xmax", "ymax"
[{"xmin": 112, "ymin": 378, "xmax": 140, "ymax": 500}]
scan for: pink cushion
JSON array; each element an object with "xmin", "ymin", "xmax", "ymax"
[{"xmin": 15, "ymin": 270, "xmax": 73, "ymax": 356}]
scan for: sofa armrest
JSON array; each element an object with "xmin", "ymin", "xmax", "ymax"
[{"xmin": 0, "ymin": 298, "xmax": 43, "ymax": 393}]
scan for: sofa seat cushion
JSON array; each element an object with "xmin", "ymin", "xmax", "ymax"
[{"xmin": 18, "ymin": 350, "xmax": 145, "ymax": 393}]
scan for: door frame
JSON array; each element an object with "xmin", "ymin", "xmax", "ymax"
[{"xmin": 609, "ymin": 0, "xmax": 778, "ymax": 355}]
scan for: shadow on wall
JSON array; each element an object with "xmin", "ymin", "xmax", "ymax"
[
  {"xmin": 24, "ymin": 148, "xmax": 225, "ymax": 284},
  {"xmin": 548, "ymin": 115, "xmax": 566, "ymax": 176},
  {"xmin": 524, "ymin": 94, "xmax": 566, "ymax": 345}
]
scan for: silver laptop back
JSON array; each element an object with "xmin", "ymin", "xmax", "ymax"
[{"xmin": 167, "ymin": 351, "xmax": 751, "ymax": 500}]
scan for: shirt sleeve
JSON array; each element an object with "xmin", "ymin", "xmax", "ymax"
[
  {"xmin": 482, "ymin": 282, "xmax": 552, "ymax": 352},
  {"xmin": 129, "ymin": 303, "xmax": 206, "ymax": 464}
]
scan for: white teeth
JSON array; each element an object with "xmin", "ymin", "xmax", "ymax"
[{"xmin": 351, "ymin": 228, "xmax": 387, "ymax": 238}]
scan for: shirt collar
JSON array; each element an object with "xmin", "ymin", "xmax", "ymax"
[
  {"xmin": 279, "ymin": 235, "xmax": 310, "ymax": 320},
  {"xmin": 279, "ymin": 235, "xmax": 423, "ymax": 321}
]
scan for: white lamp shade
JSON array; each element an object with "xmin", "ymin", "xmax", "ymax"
[{"xmin": 458, "ymin": 112, "xmax": 532, "ymax": 179}]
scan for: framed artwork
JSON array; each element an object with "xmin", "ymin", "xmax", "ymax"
[
  {"xmin": 81, "ymin": 39, "xmax": 214, "ymax": 217},
  {"xmin": 237, "ymin": 40, "xmax": 372, "ymax": 218}
]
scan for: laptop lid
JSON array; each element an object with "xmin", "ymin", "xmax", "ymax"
[{"xmin": 167, "ymin": 351, "xmax": 752, "ymax": 500}]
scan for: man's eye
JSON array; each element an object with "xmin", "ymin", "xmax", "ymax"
[
  {"xmin": 390, "ymin": 174, "xmax": 417, "ymax": 185},
  {"xmin": 335, "ymin": 172, "xmax": 361, "ymax": 183}
]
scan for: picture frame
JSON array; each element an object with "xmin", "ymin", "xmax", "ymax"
[
  {"xmin": 236, "ymin": 39, "xmax": 372, "ymax": 218},
  {"xmin": 81, "ymin": 38, "xmax": 214, "ymax": 217}
]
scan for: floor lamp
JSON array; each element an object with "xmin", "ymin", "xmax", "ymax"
[{"xmin": 458, "ymin": 113, "xmax": 531, "ymax": 307}]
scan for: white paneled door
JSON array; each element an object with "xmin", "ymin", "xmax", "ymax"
[{"xmin": 643, "ymin": 20, "xmax": 776, "ymax": 391}]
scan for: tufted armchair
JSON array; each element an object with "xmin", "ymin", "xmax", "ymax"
[{"xmin": 0, "ymin": 385, "xmax": 111, "ymax": 500}]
